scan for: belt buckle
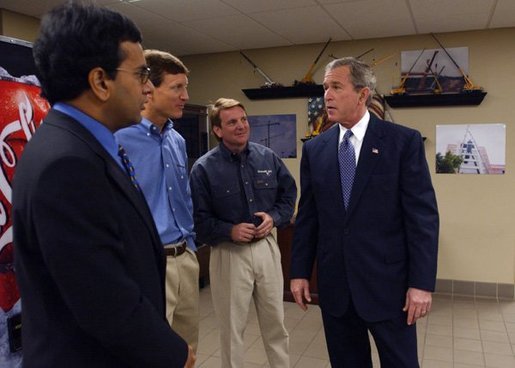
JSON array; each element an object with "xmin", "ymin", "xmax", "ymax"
[
  {"xmin": 165, "ymin": 241, "xmax": 185, "ymax": 257},
  {"xmin": 171, "ymin": 246, "xmax": 178, "ymax": 257}
]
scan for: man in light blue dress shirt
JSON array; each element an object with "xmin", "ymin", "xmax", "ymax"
[{"xmin": 115, "ymin": 50, "xmax": 199, "ymax": 351}]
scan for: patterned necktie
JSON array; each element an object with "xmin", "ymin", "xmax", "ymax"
[
  {"xmin": 338, "ymin": 129, "xmax": 356, "ymax": 209},
  {"xmin": 118, "ymin": 144, "xmax": 141, "ymax": 191}
]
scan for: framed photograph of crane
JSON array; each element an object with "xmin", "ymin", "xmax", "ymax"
[
  {"xmin": 400, "ymin": 47, "xmax": 469, "ymax": 94},
  {"xmin": 248, "ymin": 114, "xmax": 297, "ymax": 158},
  {"xmin": 435, "ymin": 123, "xmax": 506, "ymax": 175}
]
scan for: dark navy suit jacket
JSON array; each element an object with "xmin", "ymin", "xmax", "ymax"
[
  {"xmin": 291, "ymin": 114, "xmax": 439, "ymax": 322},
  {"xmin": 13, "ymin": 109, "xmax": 188, "ymax": 367}
]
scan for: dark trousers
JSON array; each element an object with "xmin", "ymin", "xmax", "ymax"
[{"xmin": 321, "ymin": 301, "xmax": 419, "ymax": 368}]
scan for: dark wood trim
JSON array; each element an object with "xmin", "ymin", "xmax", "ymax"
[{"xmin": 277, "ymin": 224, "xmax": 319, "ymax": 305}]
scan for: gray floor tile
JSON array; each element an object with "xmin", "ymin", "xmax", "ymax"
[
  {"xmin": 453, "ymin": 349, "xmax": 485, "ymax": 366},
  {"xmin": 454, "ymin": 337, "xmax": 483, "ymax": 352},
  {"xmin": 484, "ymin": 352, "xmax": 515, "ymax": 367},
  {"xmin": 196, "ymin": 286, "xmax": 515, "ymax": 368}
]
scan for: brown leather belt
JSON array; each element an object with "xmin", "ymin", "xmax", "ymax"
[{"xmin": 163, "ymin": 241, "xmax": 187, "ymax": 257}]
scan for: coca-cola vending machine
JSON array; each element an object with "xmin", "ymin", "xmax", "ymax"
[{"xmin": 0, "ymin": 35, "xmax": 49, "ymax": 368}]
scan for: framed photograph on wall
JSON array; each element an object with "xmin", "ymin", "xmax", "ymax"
[
  {"xmin": 401, "ymin": 47, "xmax": 469, "ymax": 94},
  {"xmin": 436, "ymin": 123, "xmax": 506, "ymax": 174},
  {"xmin": 248, "ymin": 114, "xmax": 297, "ymax": 159}
]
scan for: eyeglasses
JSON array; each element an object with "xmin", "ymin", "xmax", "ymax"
[{"xmin": 115, "ymin": 66, "xmax": 151, "ymax": 84}]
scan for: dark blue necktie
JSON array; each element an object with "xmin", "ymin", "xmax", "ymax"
[
  {"xmin": 118, "ymin": 144, "xmax": 141, "ymax": 191},
  {"xmin": 338, "ymin": 129, "xmax": 356, "ymax": 209}
]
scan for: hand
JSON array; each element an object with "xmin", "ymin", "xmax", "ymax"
[
  {"xmin": 253, "ymin": 212, "xmax": 274, "ymax": 239},
  {"xmin": 403, "ymin": 287, "xmax": 432, "ymax": 325},
  {"xmin": 230, "ymin": 223, "xmax": 257, "ymax": 243},
  {"xmin": 184, "ymin": 345, "xmax": 196, "ymax": 368},
  {"xmin": 290, "ymin": 278, "xmax": 311, "ymax": 311}
]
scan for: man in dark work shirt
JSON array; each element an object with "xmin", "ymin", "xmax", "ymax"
[{"xmin": 190, "ymin": 97, "xmax": 297, "ymax": 368}]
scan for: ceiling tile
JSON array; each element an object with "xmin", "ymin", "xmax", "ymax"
[
  {"xmin": 252, "ymin": 6, "xmax": 351, "ymax": 44},
  {"xmin": 416, "ymin": 14, "xmax": 490, "ymax": 35},
  {"xmin": 489, "ymin": 0, "xmax": 515, "ymax": 28},
  {"xmin": 143, "ymin": 28, "xmax": 234, "ymax": 56},
  {"xmin": 323, "ymin": 0, "xmax": 416, "ymax": 39},
  {"xmin": 410, "ymin": 0, "xmax": 495, "ymax": 33},
  {"xmin": 187, "ymin": 14, "xmax": 290, "ymax": 50},
  {"xmin": 221, "ymin": 0, "xmax": 316, "ymax": 13},
  {"xmin": 107, "ymin": 1, "xmax": 234, "ymax": 56},
  {"xmin": 0, "ymin": 0, "xmax": 513, "ymax": 56},
  {"xmin": 129, "ymin": 0, "xmax": 239, "ymax": 22},
  {"xmin": 0, "ymin": 0, "xmax": 119, "ymax": 17},
  {"xmin": 316, "ymin": 0, "xmax": 369, "ymax": 4}
]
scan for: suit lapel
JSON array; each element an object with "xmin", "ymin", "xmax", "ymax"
[
  {"xmin": 46, "ymin": 110, "xmax": 163, "ymax": 255},
  {"xmin": 346, "ymin": 115, "xmax": 384, "ymax": 219},
  {"xmin": 106, "ymin": 160, "xmax": 162, "ymax": 245}
]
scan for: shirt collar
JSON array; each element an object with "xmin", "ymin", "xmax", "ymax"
[
  {"xmin": 141, "ymin": 117, "xmax": 173, "ymax": 136},
  {"xmin": 219, "ymin": 141, "xmax": 249, "ymax": 162},
  {"xmin": 338, "ymin": 110, "xmax": 370, "ymax": 144},
  {"xmin": 53, "ymin": 102, "xmax": 119, "ymax": 161}
]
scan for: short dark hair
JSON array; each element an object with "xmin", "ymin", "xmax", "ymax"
[
  {"xmin": 33, "ymin": 0, "xmax": 142, "ymax": 104},
  {"xmin": 144, "ymin": 49, "xmax": 189, "ymax": 88}
]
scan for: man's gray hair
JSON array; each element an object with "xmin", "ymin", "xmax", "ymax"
[{"xmin": 325, "ymin": 57, "xmax": 377, "ymax": 106}]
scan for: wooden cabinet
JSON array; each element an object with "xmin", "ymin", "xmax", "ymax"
[{"xmin": 277, "ymin": 224, "xmax": 319, "ymax": 305}]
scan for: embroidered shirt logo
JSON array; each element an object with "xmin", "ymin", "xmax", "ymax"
[{"xmin": 257, "ymin": 169, "xmax": 273, "ymax": 176}]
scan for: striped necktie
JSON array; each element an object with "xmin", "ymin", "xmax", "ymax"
[
  {"xmin": 118, "ymin": 144, "xmax": 140, "ymax": 191},
  {"xmin": 338, "ymin": 129, "xmax": 356, "ymax": 209}
]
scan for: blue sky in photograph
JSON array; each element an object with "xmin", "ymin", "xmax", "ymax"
[{"xmin": 248, "ymin": 114, "xmax": 297, "ymax": 158}]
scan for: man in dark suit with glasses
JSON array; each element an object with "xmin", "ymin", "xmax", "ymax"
[{"xmin": 12, "ymin": 2, "xmax": 194, "ymax": 367}]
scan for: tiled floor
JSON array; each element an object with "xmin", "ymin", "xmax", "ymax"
[{"xmin": 196, "ymin": 286, "xmax": 515, "ymax": 367}]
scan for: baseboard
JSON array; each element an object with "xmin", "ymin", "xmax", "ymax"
[{"xmin": 435, "ymin": 279, "xmax": 514, "ymax": 300}]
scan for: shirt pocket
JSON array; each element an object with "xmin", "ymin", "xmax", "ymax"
[
  {"xmin": 253, "ymin": 173, "xmax": 278, "ymax": 190},
  {"xmin": 252, "ymin": 173, "xmax": 278, "ymax": 207}
]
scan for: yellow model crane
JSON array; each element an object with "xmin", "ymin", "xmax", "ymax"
[
  {"xmin": 431, "ymin": 33, "xmax": 483, "ymax": 92},
  {"xmin": 295, "ymin": 38, "xmax": 332, "ymax": 85},
  {"xmin": 390, "ymin": 48, "xmax": 425, "ymax": 95}
]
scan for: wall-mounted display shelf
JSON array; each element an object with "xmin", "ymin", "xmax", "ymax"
[{"xmin": 384, "ymin": 91, "xmax": 487, "ymax": 108}]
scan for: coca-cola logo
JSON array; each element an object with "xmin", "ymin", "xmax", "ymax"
[{"xmin": 0, "ymin": 80, "xmax": 48, "ymax": 312}]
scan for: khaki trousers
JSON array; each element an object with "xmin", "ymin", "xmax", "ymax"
[
  {"xmin": 210, "ymin": 234, "xmax": 289, "ymax": 368},
  {"xmin": 165, "ymin": 248, "xmax": 200, "ymax": 352}
]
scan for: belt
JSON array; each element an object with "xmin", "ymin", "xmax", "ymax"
[{"xmin": 163, "ymin": 241, "xmax": 187, "ymax": 257}]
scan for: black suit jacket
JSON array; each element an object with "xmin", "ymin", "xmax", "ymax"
[
  {"xmin": 291, "ymin": 115, "xmax": 439, "ymax": 322},
  {"xmin": 13, "ymin": 109, "xmax": 187, "ymax": 367}
]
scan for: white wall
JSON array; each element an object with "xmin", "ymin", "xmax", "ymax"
[
  {"xmin": 0, "ymin": 9, "xmax": 39, "ymax": 42},
  {"xmin": 182, "ymin": 28, "xmax": 515, "ymax": 285},
  {"xmin": 4, "ymin": 9, "xmax": 513, "ymax": 285}
]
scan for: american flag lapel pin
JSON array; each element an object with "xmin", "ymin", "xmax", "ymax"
[{"xmin": 372, "ymin": 148, "xmax": 379, "ymax": 154}]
